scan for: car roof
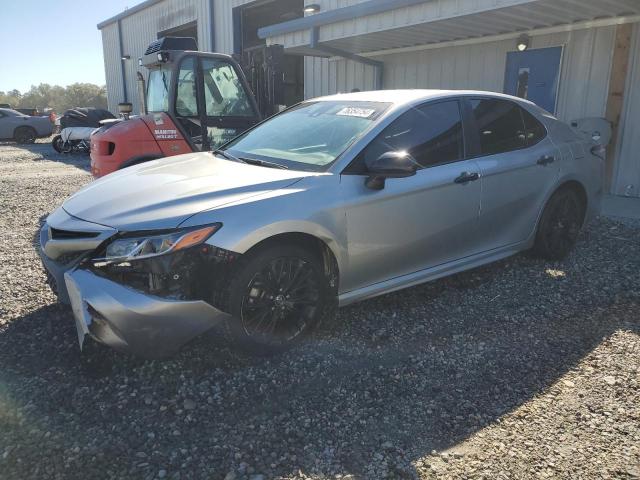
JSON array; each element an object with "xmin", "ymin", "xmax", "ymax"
[
  {"xmin": 0, "ymin": 108, "xmax": 23, "ymax": 115},
  {"xmin": 312, "ymin": 89, "xmax": 537, "ymax": 109}
]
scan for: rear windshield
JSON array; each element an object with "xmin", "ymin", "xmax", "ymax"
[{"xmin": 224, "ymin": 101, "xmax": 391, "ymax": 171}]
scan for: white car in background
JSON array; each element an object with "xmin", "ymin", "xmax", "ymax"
[{"xmin": 0, "ymin": 108, "xmax": 53, "ymax": 143}]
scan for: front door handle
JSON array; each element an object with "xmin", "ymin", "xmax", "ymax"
[
  {"xmin": 537, "ymin": 155, "xmax": 555, "ymax": 166},
  {"xmin": 454, "ymin": 172, "xmax": 480, "ymax": 184}
]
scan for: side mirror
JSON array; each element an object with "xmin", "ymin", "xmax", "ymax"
[{"xmin": 365, "ymin": 151, "xmax": 418, "ymax": 190}]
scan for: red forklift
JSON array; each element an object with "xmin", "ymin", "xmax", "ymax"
[{"xmin": 90, "ymin": 37, "xmax": 286, "ymax": 178}]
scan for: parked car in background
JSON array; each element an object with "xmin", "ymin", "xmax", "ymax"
[
  {"xmin": 0, "ymin": 108, "xmax": 53, "ymax": 143},
  {"xmin": 14, "ymin": 108, "xmax": 40, "ymax": 117},
  {"xmin": 39, "ymin": 90, "xmax": 603, "ymax": 358}
]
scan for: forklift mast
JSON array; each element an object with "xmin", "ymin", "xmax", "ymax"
[{"xmin": 237, "ymin": 45, "xmax": 287, "ymax": 118}]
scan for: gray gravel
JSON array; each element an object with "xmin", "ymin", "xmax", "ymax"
[{"xmin": 0, "ymin": 141, "xmax": 638, "ymax": 480}]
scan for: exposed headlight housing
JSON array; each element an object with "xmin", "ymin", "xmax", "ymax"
[{"xmin": 94, "ymin": 224, "xmax": 221, "ymax": 265}]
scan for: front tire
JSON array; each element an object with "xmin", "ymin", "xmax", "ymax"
[
  {"xmin": 532, "ymin": 188, "xmax": 585, "ymax": 260},
  {"xmin": 14, "ymin": 126, "xmax": 36, "ymax": 144},
  {"xmin": 51, "ymin": 135, "xmax": 64, "ymax": 153},
  {"xmin": 224, "ymin": 244, "xmax": 332, "ymax": 355}
]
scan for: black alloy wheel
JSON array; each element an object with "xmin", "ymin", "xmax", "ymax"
[
  {"xmin": 15, "ymin": 126, "xmax": 36, "ymax": 144},
  {"xmin": 533, "ymin": 188, "xmax": 584, "ymax": 260},
  {"xmin": 226, "ymin": 245, "xmax": 329, "ymax": 354}
]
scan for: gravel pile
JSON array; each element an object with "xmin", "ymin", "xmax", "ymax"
[{"xmin": 0, "ymin": 142, "xmax": 638, "ymax": 480}]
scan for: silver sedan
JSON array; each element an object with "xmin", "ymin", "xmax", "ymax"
[
  {"xmin": 0, "ymin": 108, "xmax": 52, "ymax": 143},
  {"xmin": 38, "ymin": 90, "xmax": 604, "ymax": 357}
]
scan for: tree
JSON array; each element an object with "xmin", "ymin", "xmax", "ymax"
[
  {"xmin": 0, "ymin": 89, "xmax": 22, "ymax": 108},
  {"xmin": 0, "ymin": 83, "xmax": 108, "ymax": 113},
  {"xmin": 63, "ymin": 83, "xmax": 108, "ymax": 110}
]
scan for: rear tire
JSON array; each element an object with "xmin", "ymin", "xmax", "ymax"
[
  {"xmin": 14, "ymin": 126, "xmax": 36, "ymax": 144},
  {"xmin": 52, "ymin": 135, "xmax": 64, "ymax": 153},
  {"xmin": 223, "ymin": 244, "xmax": 332, "ymax": 355},
  {"xmin": 532, "ymin": 188, "xmax": 585, "ymax": 260}
]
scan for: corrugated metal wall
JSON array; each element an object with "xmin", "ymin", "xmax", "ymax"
[
  {"xmin": 305, "ymin": 25, "xmax": 616, "ymax": 124},
  {"xmin": 213, "ymin": 0, "xmax": 254, "ymax": 55},
  {"xmin": 101, "ymin": 23, "xmax": 124, "ymax": 112},
  {"xmin": 613, "ymin": 22, "xmax": 640, "ymax": 197},
  {"xmin": 101, "ymin": 0, "xmax": 212, "ymax": 113}
]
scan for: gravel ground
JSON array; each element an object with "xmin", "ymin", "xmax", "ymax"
[{"xmin": 0, "ymin": 141, "xmax": 638, "ymax": 480}]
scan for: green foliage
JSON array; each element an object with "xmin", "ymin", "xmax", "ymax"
[{"xmin": 0, "ymin": 83, "xmax": 108, "ymax": 113}]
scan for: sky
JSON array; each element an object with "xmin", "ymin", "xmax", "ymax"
[{"xmin": 0, "ymin": 0, "xmax": 136, "ymax": 93}]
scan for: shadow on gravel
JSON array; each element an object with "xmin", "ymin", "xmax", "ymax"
[
  {"xmin": 1, "ymin": 219, "xmax": 639, "ymax": 479},
  {"xmin": 2, "ymin": 140, "xmax": 91, "ymax": 172}
]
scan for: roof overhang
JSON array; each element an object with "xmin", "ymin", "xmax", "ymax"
[
  {"xmin": 98, "ymin": 0, "xmax": 164, "ymax": 29},
  {"xmin": 258, "ymin": 0, "xmax": 640, "ymax": 57}
]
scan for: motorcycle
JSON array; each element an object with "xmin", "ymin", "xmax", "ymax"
[
  {"xmin": 52, "ymin": 108, "xmax": 115, "ymax": 154},
  {"xmin": 52, "ymin": 127, "xmax": 97, "ymax": 154}
]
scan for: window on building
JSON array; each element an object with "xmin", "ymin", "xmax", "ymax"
[{"xmin": 470, "ymin": 98, "xmax": 527, "ymax": 156}]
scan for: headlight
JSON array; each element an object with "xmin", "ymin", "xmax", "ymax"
[{"xmin": 95, "ymin": 224, "xmax": 221, "ymax": 264}]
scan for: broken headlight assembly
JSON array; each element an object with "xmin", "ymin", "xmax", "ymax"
[
  {"xmin": 93, "ymin": 224, "xmax": 222, "ymax": 265},
  {"xmin": 88, "ymin": 223, "xmax": 236, "ymax": 303}
]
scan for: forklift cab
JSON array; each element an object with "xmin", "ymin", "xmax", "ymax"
[{"xmin": 142, "ymin": 37, "xmax": 261, "ymax": 151}]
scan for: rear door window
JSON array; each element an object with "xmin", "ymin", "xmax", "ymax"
[{"xmin": 469, "ymin": 98, "xmax": 527, "ymax": 156}]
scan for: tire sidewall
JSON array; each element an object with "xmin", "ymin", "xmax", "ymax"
[
  {"xmin": 15, "ymin": 127, "xmax": 36, "ymax": 144},
  {"xmin": 534, "ymin": 188, "xmax": 584, "ymax": 260},
  {"xmin": 52, "ymin": 135, "xmax": 63, "ymax": 153},
  {"xmin": 224, "ymin": 244, "xmax": 332, "ymax": 355}
]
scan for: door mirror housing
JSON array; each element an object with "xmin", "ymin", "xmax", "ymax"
[{"xmin": 365, "ymin": 151, "xmax": 418, "ymax": 190}]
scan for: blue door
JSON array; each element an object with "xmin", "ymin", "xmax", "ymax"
[{"xmin": 504, "ymin": 47, "xmax": 563, "ymax": 114}]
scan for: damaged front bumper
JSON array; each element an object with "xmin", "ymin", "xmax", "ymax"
[
  {"xmin": 38, "ymin": 208, "xmax": 237, "ymax": 358},
  {"xmin": 64, "ymin": 269, "xmax": 229, "ymax": 358}
]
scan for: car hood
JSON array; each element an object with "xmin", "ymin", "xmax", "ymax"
[{"xmin": 63, "ymin": 152, "xmax": 314, "ymax": 231}]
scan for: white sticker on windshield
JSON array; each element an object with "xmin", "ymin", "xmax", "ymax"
[{"xmin": 336, "ymin": 107, "xmax": 376, "ymax": 118}]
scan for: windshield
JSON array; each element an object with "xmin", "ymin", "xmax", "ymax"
[
  {"xmin": 147, "ymin": 67, "xmax": 172, "ymax": 113},
  {"xmin": 224, "ymin": 101, "xmax": 390, "ymax": 171}
]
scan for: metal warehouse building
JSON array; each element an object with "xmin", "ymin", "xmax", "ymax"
[{"xmin": 99, "ymin": 0, "xmax": 640, "ymax": 199}]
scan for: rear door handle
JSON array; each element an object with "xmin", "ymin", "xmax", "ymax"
[
  {"xmin": 537, "ymin": 155, "xmax": 555, "ymax": 166},
  {"xmin": 454, "ymin": 172, "xmax": 480, "ymax": 184}
]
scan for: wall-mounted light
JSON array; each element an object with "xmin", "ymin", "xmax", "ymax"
[
  {"xmin": 121, "ymin": 54, "xmax": 131, "ymax": 60},
  {"xmin": 516, "ymin": 34, "xmax": 530, "ymax": 52},
  {"xmin": 304, "ymin": 3, "xmax": 321, "ymax": 14},
  {"xmin": 138, "ymin": 58, "xmax": 143, "ymax": 67}
]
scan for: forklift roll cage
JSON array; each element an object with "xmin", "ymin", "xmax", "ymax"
[{"xmin": 140, "ymin": 42, "xmax": 262, "ymax": 152}]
